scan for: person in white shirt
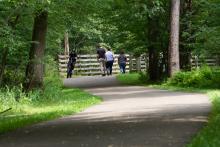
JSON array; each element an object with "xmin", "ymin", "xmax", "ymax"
[{"xmin": 105, "ymin": 48, "xmax": 114, "ymax": 75}]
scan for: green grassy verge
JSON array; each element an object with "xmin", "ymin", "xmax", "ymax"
[
  {"xmin": 0, "ymin": 57, "xmax": 101, "ymax": 134},
  {"xmin": 187, "ymin": 90, "xmax": 220, "ymax": 147},
  {"xmin": 116, "ymin": 73, "xmax": 148, "ymax": 85},
  {"xmin": 116, "ymin": 73, "xmax": 220, "ymax": 147},
  {"xmin": 0, "ymin": 88, "xmax": 101, "ymax": 134}
]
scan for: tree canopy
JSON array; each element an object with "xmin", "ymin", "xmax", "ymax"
[{"xmin": 0, "ymin": 0, "xmax": 219, "ymax": 88}]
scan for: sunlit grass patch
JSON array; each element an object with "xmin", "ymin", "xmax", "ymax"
[{"xmin": 0, "ymin": 88, "xmax": 101, "ymax": 134}]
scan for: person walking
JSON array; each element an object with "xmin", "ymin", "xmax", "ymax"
[
  {"xmin": 67, "ymin": 51, "xmax": 77, "ymax": 78},
  {"xmin": 96, "ymin": 44, "xmax": 106, "ymax": 76},
  {"xmin": 118, "ymin": 50, "xmax": 127, "ymax": 74},
  {"xmin": 105, "ymin": 48, "xmax": 114, "ymax": 76}
]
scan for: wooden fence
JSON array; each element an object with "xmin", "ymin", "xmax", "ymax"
[
  {"xmin": 58, "ymin": 54, "xmax": 220, "ymax": 76},
  {"xmin": 58, "ymin": 54, "xmax": 147, "ymax": 76},
  {"xmin": 191, "ymin": 55, "xmax": 220, "ymax": 68}
]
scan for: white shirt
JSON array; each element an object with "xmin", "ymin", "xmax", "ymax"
[{"xmin": 105, "ymin": 51, "xmax": 114, "ymax": 61}]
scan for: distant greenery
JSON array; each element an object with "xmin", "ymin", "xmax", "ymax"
[
  {"xmin": 1, "ymin": 0, "xmax": 219, "ymax": 85},
  {"xmin": 0, "ymin": 58, "xmax": 101, "ymax": 134}
]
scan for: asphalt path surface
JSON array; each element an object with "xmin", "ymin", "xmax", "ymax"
[{"xmin": 0, "ymin": 76, "xmax": 211, "ymax": 147}]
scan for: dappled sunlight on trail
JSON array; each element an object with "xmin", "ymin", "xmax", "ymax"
[{"xmin": 0, "ymin": 77, "xmax": 211, "ymax": 147}]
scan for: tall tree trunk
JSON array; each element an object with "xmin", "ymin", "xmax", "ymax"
[
  {"xmin": 0, "ymin": 48, "xmax": 9, "ymax": 86},
  {"xmin": 147, "ymin": 17, "xmax": 160, "ymax": 81},
  {"xmin": 25, "ymin": 11, "xmax": 48, "ymax": 90},
  {"xmin": 148, "ymin": 47, "xmax": 159, "ymax": 81},
  {"xmin": 168, "ymin": 0, "xmax": 180, "ymax": 77},
  {"xmin": 180, "ymin": 0, "xmax": 193, "ymax": 70},
  {"xmin": 64, "ymin": 31, "xmax": 70, "ymax": 56}
]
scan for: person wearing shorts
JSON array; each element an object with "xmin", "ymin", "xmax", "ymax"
[{"xmin": 96, "ymin": 44, "xmax": 106, "ymax": 76}]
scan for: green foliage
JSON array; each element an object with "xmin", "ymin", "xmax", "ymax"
[
  {"xmin": 187, "ymin": 90, "xmax": 220, "ymax": 147},
  {"xmin": 116, "ymin": 72, "xmax": 149, "ymax": 85},
  {"xmin": 42, "ymin": 56, "xmax": 62, "ymax": 100},
  {"xmin": 99, "ymin": 0, "xmax": 169, "ymax": 55},
  {"xmin": 117, "ymin": 73, "xmax": 141, "ymax": 85},
  {"xmin": 138, "ymin": 71, "xmax": 150, "ymax": 83},
  {"xmin": 0, "ymin": 88, "xmax": 101, "ymax": 134},
  {"xmin": 0, "ymin": 0, "xmax": 109, "ymax": 86},
  {"xmin": 1, "ymin": 0, "xmax": 220, "ymax": 87},
  {"xmin": 168, "ymin": 66, "xmax": 220, "ymax": 88},
  {"xmin": 190, "ymin": 0, "xmax": 220, "ymax": 55},
  {"xmin": 3, "ymin": 69, "xmax": 25, "ymax": 86},
  {"xmin": 0, "ymin": 58, "xmax": 101, "ymax": 134},
  {"xmin": 0, "ymin": 57, "xmax": 59, "ymax": 113}
]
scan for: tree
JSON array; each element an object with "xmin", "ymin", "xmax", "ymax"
[
  {"xmin": 97, "ymin": 0, "xmax": 171, "ymax": 81},
  {"xmin": 24, "ymin": 0, "xmax": 101, "ymax": 90},
  {"xmin": 0, "ymin": 1, "xmax": 25, "ymax": 86},
  {"xmin": 25, "ymin": 10, "xmax": 48, "ymax": 90},
  {"xmin": 179, "ymin": 0, "xmax": 193, "ymax": 70},
  {"xmin": 168, "ymin": 0, "xmax": 180, "ymax": 77},
  {"xmin": 192, "ymin": 0, "xmax": 220, "ymax": 55},
  {"xmin": 64, "ymin": 31, "xmax": 70, "ymax": 55}
]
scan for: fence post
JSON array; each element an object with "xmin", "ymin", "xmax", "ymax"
[
  {"xmin": 136, "ymin": 56, "xmax": 141, "ymax": 72},
  {"xmin": 145, "ymin": 54, "xmax": 149, "ymax": 72},
  {"xmin": 195, "ymin": 55, "xmax": 199, "ymax": 69},
  {"xmin": 189, "ymin": 53, "xmax": 192, "ymax": 70},
  {"xmin": 129, "ymin": 54, "xmax": 133, "ymax": 73},
  {"xmin": 64, "ymin": 32, "xmax": 70, "ymax": 56},
  {"xmin": 59, "ymin": 54, "xmax": 157, "ymax": 76},
  {"xmin": 216, "ymin": 55, "xmax": 220, "ymax": 66}
]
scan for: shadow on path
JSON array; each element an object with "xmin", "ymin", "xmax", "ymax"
[{"xmin": 0, "ymin": 76, "xmax": 211, "ymax": 147}]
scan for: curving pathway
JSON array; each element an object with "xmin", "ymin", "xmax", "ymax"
[{"xmin": 0, "ymin": 76, "xmax": 211, "ymax": 147}]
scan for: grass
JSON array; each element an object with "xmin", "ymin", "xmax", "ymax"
[
  {"xmin": 187, "ymin": 90, "xmax": 220, "ymax": 147},
  {"xmin": 0, "ymin": 57, "xmax": 101, "ymax": 134},
  {"xmin": 0, "ymin": 88, "xmax": 101, "ymax": 134},
  {"xmin": 116, "ymin": 73, "xmax": 220, "ymax": 147},
  {"xmin": 116, "ymin": 73, "xmax": 147, "ymax": 85}
]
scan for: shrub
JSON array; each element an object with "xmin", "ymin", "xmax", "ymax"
[
  {"xmin": 3, "ymin": 68, "xmax": 25, "ymax": 87},
  {"xmin": 138, "ymin": 71, "xmax": 149, "ymax": 83},
  {"xmin": 168, "ymin": 66, "xmax": 220, "ymax": 88},
  {"xmin": 0, "ymin": 85, "xmax": 37, "ymax": 113},
  {"xmin": 0, "ymin": 56, "xmax": 62, "ymax": 113},
  {"xmin": 42, "ymin": 56, "xmax": 62, "ymax": 101}
]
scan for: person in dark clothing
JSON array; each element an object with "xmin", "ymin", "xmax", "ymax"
[
  {"xmin": 118, "ymin": 50, "xmax": 127, "ymax": 74},
  {"xmin": 96, "ymin": 44, "xmax": 106, "ymax": 76},
  {"xmin": 67, "ymin": 51, "xmax": 77, "ymax": 78}
]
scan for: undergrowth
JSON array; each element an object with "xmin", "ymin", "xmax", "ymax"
[{"xmin": 0, "ymin": 56, "xmax": 101, "ymax": 134}]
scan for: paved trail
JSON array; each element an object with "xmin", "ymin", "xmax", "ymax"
[{"xmin": 0, "ymin": 76, "xmax": 211, "ymax": 147}]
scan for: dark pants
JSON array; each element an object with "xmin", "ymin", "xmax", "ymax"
[
  {"xmin": 67, "ymin": 69, "xmax": 73, "ymax": 78},
  {"xmin": 119, "ymin": 63, "xmax": 126, "ymax": 74},
  {"xmin": 67, "ymin": 62, "xmax": 75, "ymax": 78},
  {"xmin": 106, "ymin": 61, "xmax": 114, "ymax": 75}
]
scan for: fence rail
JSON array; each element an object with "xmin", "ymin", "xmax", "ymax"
[
  {"xmin": 58, "ymin": 54, "xmax": 147, "ymax": 76},
  {"xmin": 191, "ymin": 55, "xmax": 220, "ymax": 68},
  {"xmin": 58, "ymin": 54, "xmax": 219, "ymax": 76}
]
